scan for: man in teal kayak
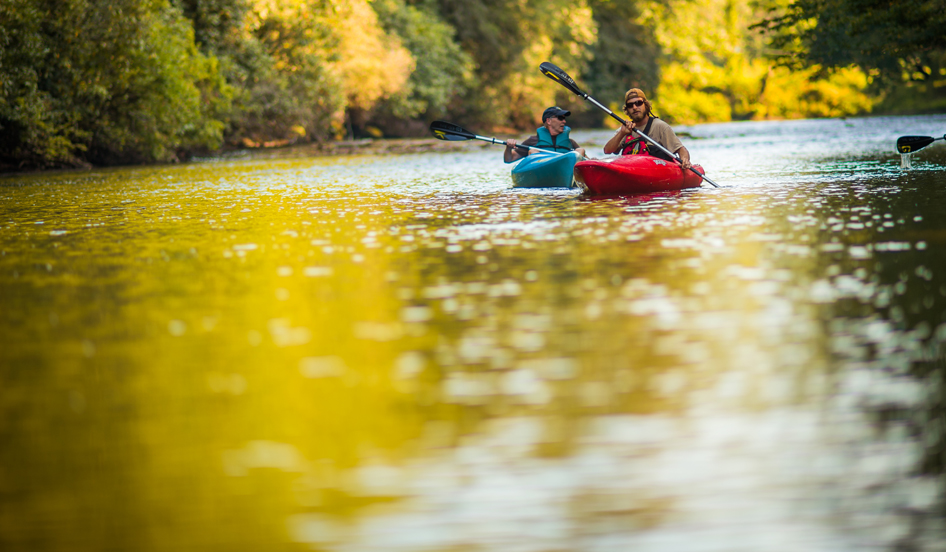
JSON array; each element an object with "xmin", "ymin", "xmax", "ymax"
[
  {"xmin": 603, "ymin": 88, "xmax": 691, "ymax": 170},
  {"xmin": 503, "ymin": 106, "xmax": 586, "ymax": 163}
]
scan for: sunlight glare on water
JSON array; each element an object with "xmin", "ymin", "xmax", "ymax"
[{"xmin": 2, "ymin": 115, "xmax": 946, "ymax": 551}]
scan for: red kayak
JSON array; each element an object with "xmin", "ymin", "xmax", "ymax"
[{"xmin": 574, "ymin": 155, "xmax": 705, "ymax": 195}]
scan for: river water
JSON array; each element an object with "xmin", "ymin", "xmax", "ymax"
[{"xmin": 2, "ymin": 115, "xmax": 946, "ymax": 551}]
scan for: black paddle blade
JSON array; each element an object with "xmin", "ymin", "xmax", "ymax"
[
  {"xmin": 896, "ymin": 135, "xmax": 935, "ymax": 153},
  {"xmin": 539, "ymin": 62, "xmax": 585, "ymax": 96},
  {"xmin": 430, "ymin": 120, "xmax": 474, "ymax": 141}
]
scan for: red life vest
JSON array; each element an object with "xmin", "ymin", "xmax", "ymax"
[{"xmin": 616, "ymin": 117, "xmax": 673, "ymax": 162}]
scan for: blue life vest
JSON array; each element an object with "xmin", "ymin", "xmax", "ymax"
[{"xmin": 535, "ymin": 126, "xmax": 573, "ymax": 153}]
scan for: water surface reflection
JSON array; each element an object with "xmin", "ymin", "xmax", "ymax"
[{"xmin": 2, "ymin": 115, "xmax": 946, "ymax": 551}]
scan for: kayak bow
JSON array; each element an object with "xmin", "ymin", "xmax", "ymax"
[
  {"xmin": 511, "ymin": 150, "xmax": 580, "ymax": 188},
  {"xmin": 574, "ymin": 155, "xmax": 704, "ymax": 195}
]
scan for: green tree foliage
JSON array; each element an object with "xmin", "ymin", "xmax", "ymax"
[
  {"xmin": 424, "ymin": 0, "xmax": 533, "ymax": 83},
  {"xmin": 0, "ymin": 0, "xmax": 82, "ymax": 167},
  {"xmin": 369, "ymin": 0, "xmax": 475, "ymax": 135},
  {"xmin": 574, "ymin": 0, "xmax": 660, "ymax": 127},
  {"xmin": 753, "ymin": 0, "xmax": 946, "ymax": 111},
  {"xmin": 224, "ymin": 0, "xmax": 343, "ymax": 145},
  {"xmin": 177, "ymin": 0, "xmax": 249, "ymax": 52},
  {"xmin": 0, "ymin": 0, "xmax": 904, "ymax": 169},
  {"xmin": 635, "ymin": 0, "xmax": 872, "ymax": 124},
  {"xmin": 0, "ymin": 0, "xmax": 228, "ymax": 168},
  {"xmin": 755, "ymin": 0, "xmax": 946, "ymax": 78},
  {"xmin": 173, "ymin": 0, "xmax": 346, "ymax": 145},
  {"xmin": 327, "ymin": 0, "xmax": 415, "ymax": 138},
  {"xmin": 418, "ymin": 0, "xmax": 598, "ymax": 128}
]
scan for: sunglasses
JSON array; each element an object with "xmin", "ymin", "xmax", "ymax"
[
  {"xmin": 554, "ymin": 115, "xmax": 566, "ymax": 121},
  {"xmin": 626, "ymin": 99, "xmax": 645, "ymax": 108}
]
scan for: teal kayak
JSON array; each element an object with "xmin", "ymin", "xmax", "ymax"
[{"xmin": 510, "ymin": 151, "xmax": 580, "ymax": 188}]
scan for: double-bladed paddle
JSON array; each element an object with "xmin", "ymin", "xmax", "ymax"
[
  {"xmin": 429, "ymin": 120, "xmax": 565, "ymax": 156},
  {"xmin": 539, "ymin": 61, "xmax": 720, "ymax": 188},
  {"xmin": 896, "ymin": 135, "xmax": 945, "ymax": 154}
]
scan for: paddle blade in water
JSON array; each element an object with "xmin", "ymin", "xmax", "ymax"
[
  {"xmin": 896, "ymin": 135, "xmax": 935, "ymax": 153},
  {"xmin": 539, "ymin": 62, "xmax": 585, "ymax": 96},
  {"xmin": 429, "ymin": 121, "xmax": 475, "ymax": 141}
]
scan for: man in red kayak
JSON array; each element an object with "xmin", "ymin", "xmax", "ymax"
[
  {"xmin": 503, "ymin": 106, "xmax": 586, "ymax": 163},
  {"xmin": 603, "ymin": 88, "xmax": 691, "ymax": 170}
]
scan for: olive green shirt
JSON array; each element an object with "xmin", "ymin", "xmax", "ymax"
[{"xmin": 644, "ymin": 117, "xmax": 684, "ymax": 154}]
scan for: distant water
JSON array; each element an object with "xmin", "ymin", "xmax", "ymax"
[{"xmin": 2, "ymin": 114, "xmax": 946, "ymax": 552}]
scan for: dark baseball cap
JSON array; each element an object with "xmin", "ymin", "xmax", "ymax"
[{"xmin": 542, "ymin": 106, "xmax": 571, "ymax": 122}]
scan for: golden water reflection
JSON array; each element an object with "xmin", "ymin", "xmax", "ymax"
[{"xmin": 2, "ymin": 125, "xmax": 946, "ymax": 551}]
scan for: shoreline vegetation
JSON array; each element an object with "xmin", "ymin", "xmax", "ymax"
[
  {"xmin": 2, "ymin": 0, "xmax": 943, "ymax": 173},
  {"xmin": 0, "ymin": 136, "xmax": 487, "ymax": 177},
  {"xmin": 0, "ymin": 136, "xmax": 512, "ymax": 177}
]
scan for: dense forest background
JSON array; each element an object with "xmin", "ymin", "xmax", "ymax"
[{"xmin": 1, "ymin": 0, "xmax": 944, "ymax": 169}]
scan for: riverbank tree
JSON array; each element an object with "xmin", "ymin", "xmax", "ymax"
[
  {"xmin": 1, "ymin": 0, "xmax": 921, "ymax": 171},
  {"xmin": 754, "ymin": 0, "xmax": 946, "ymax": 113},
  {"xmin": 641, "ymin": 0, "xmax": 872, "ymax": 125},
  {"xmin": 0, "ymin": 0, "xmax": 228, "ymax": 168}
]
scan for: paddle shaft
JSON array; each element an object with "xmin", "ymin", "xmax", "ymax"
[
  {"xmin": 471, "ymin": 133, "xmax": 567, "ymax": 156},
  {"xmin": 429, "ymin": 120, "xmax": 569, "ymax": 157},
  {"xmin": 586, "ymin": 96, "xmax": 720, "ymax": 188},
  {"xmin": 475, "ymin": 134, "xmax": 527, "ymax": 152}
]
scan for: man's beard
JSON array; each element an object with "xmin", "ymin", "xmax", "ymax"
[{"xmin": 629, "ymin": 111, "xmax": 647, "ymax": 123}]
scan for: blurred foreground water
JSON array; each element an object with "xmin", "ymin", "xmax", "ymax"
[{"xmin": 2, "ymin": 115, "xmax": 946, "ymax": 551}]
